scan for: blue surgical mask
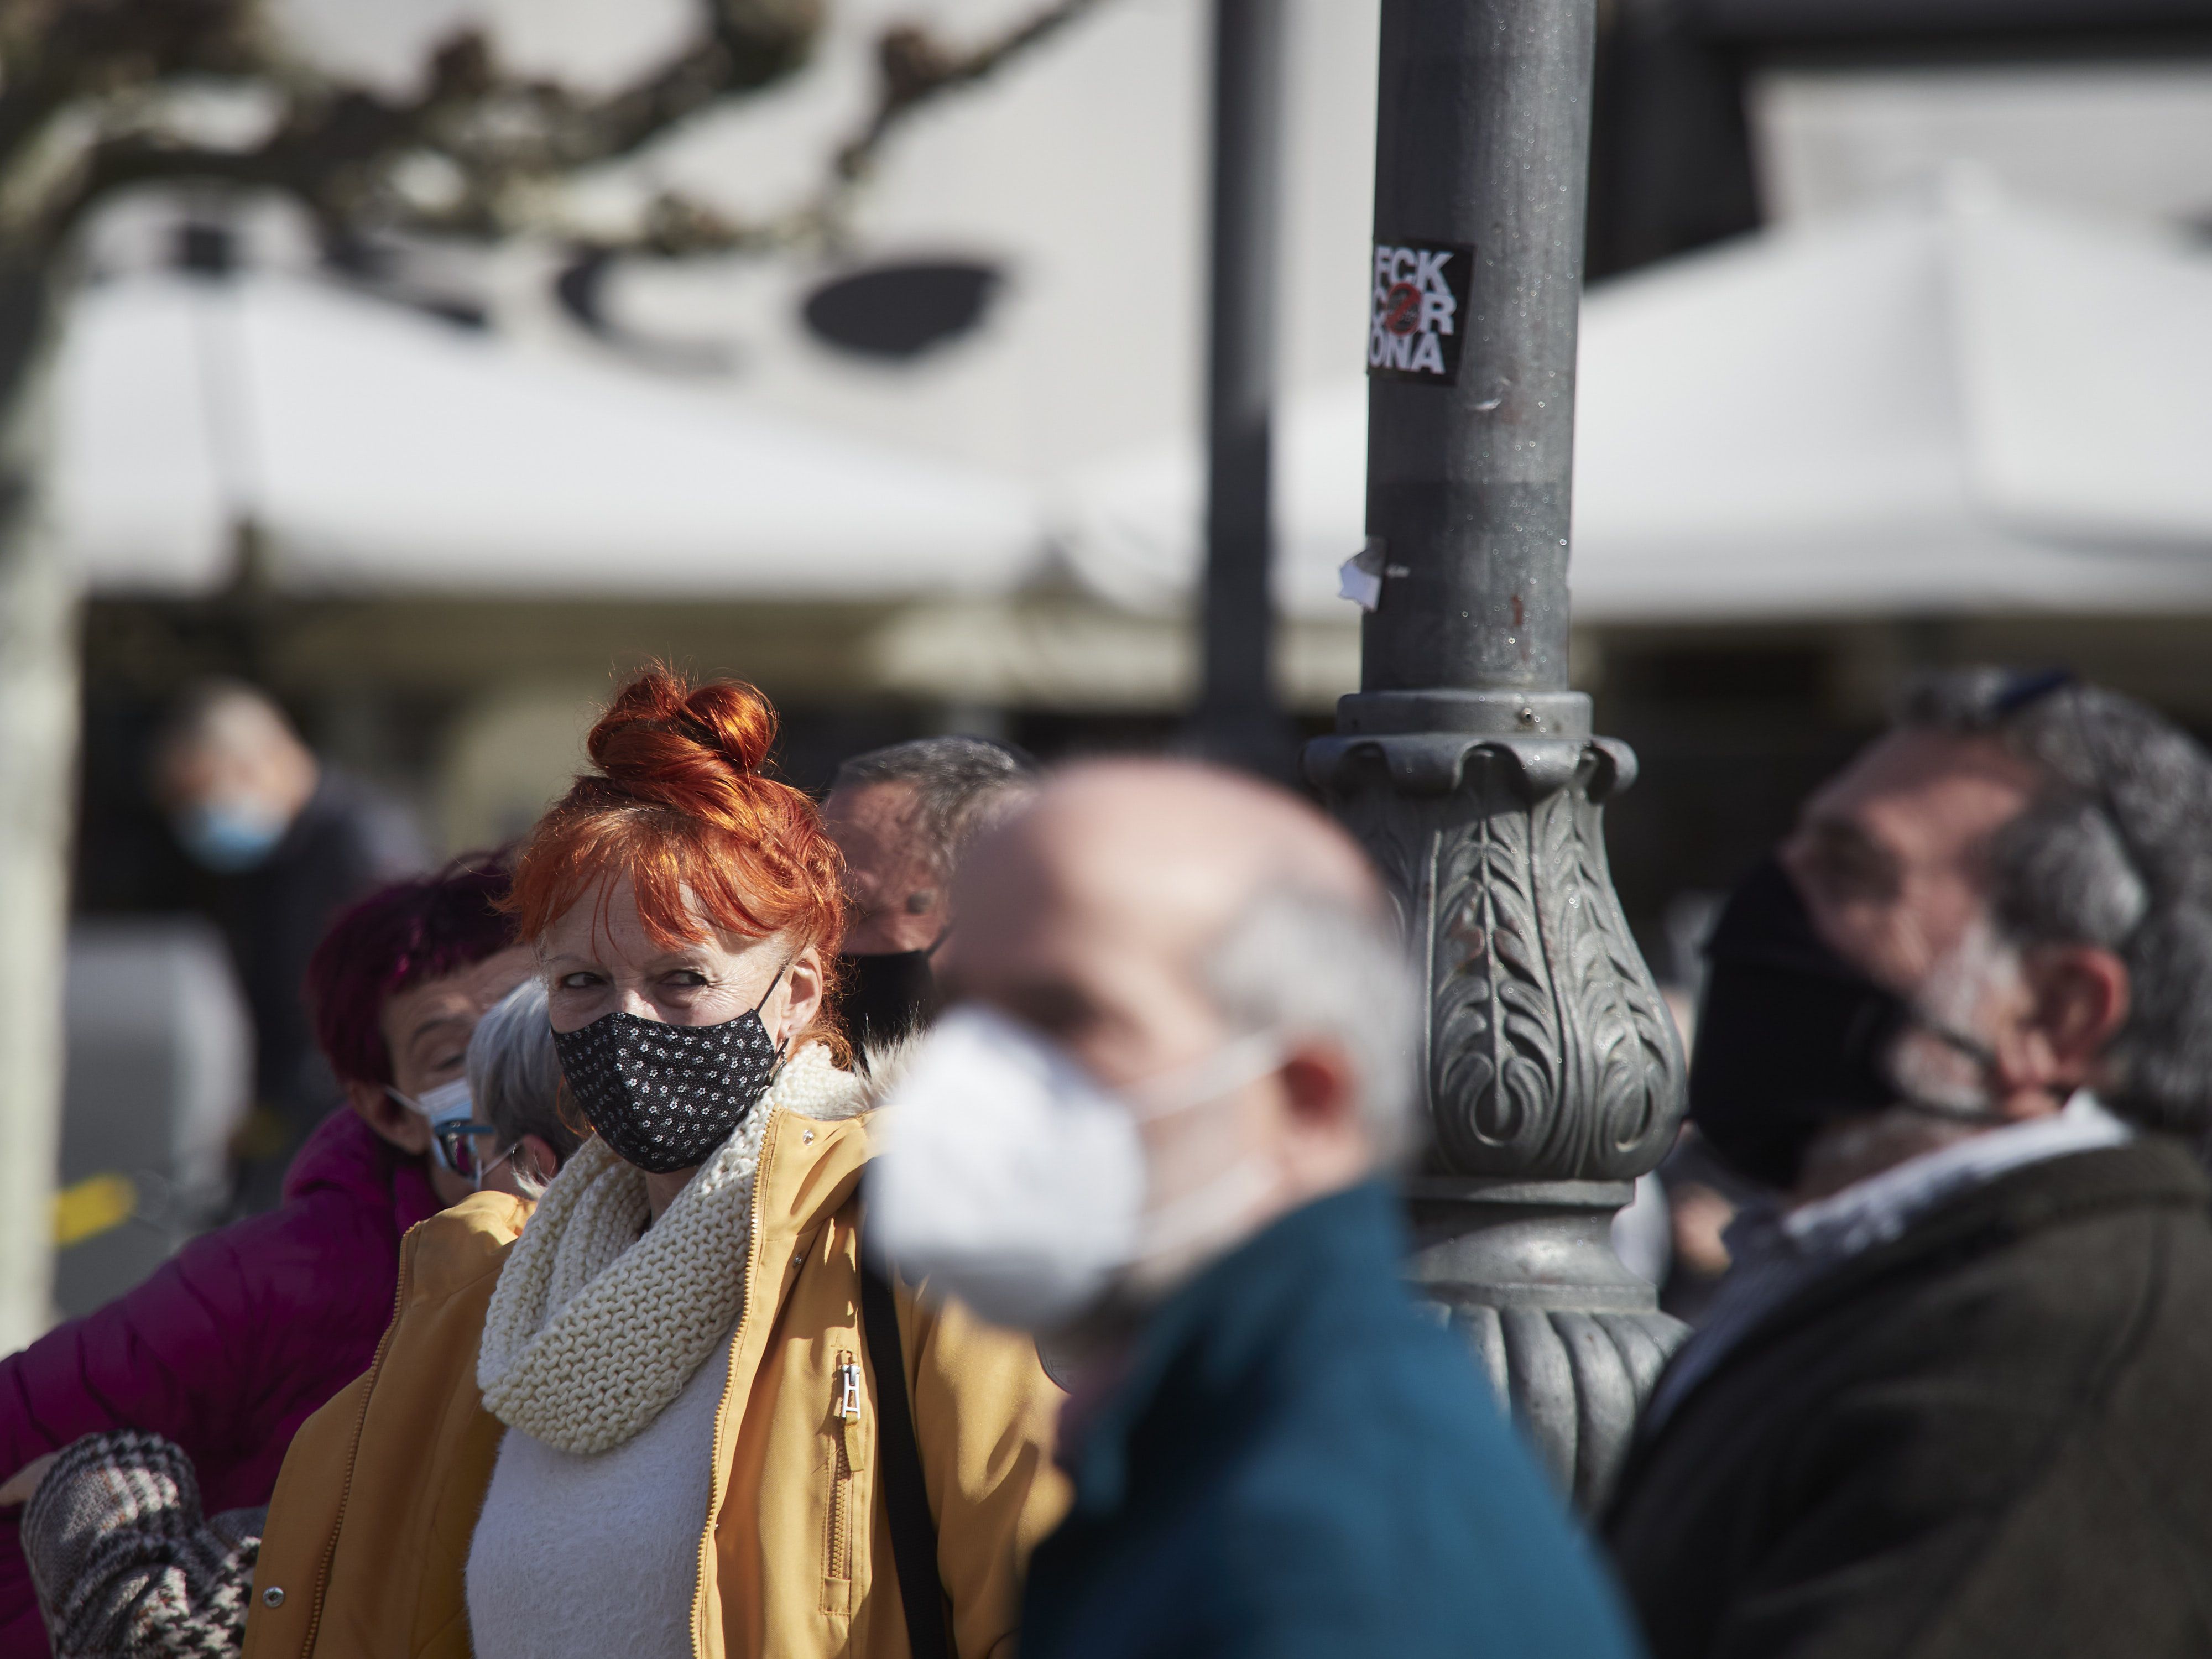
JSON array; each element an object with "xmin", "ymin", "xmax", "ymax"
[
  {"xmin": 388, "ymin": 1077, "xmax": 474, "ymax": 1128},
  {"xmin": 388, "ymin": 1078, "xmax": 483, "ymax": 1178},
  {"xmin": 173, "ymin": 799, "xmax": 288, "ymax": 872}
]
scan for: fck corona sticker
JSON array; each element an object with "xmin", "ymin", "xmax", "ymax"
[{"xmin": 1368, "ymin": 239, "xmax": 1473, "ymax": 384}]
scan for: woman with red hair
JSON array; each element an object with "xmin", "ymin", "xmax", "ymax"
[{"xmin": 242, "ymin": 671, "xmax": 1067, "ymax": 1659}]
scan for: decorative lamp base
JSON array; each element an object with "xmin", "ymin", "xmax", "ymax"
[
  {"xmin": 1310, "ymin": 690, "xmax": 1688, "ymax": 1512},
  {"xmin": 1408, "ymin": 1177, "xmax": 1686, "ymax": 1510}
]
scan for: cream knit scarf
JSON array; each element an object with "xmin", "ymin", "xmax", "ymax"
[{"xmin": 477, "ymin": 1041, "xmax": 869, "ymax": 1456}]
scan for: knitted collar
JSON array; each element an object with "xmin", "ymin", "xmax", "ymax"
[{"xmin": 478, "ymin": 1042, "xmax": 868, "ymax": 1455}]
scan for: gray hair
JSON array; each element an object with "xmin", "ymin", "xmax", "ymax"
[
  {"xmin": 1897, "ymin": 669, "xmax": 2212, "ymax": 1136},
  {"xmin": 832, "ymin": 737, "xmax": 1038, "ymax": 877},
  {"xmin": 1198, "ymin": 884, "xmax": 1421, "ymax": 1165},
  {"xmin": 466, "ymin": 980, "xmax": 583, "ymax": 1175}
]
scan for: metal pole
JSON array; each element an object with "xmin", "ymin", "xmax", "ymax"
[
  {"xmin": 1196, "ymin": 0, "xmax": 1287, "ymax": 772},
  {"xmin": 1307, "ymin": 0, "xmax": 1687, "ymax": 1511}
]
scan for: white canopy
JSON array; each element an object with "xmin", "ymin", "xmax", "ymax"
[
  {"xmin": 56, "ymin": 270, "xmax": 1048, "ymax": 599},
  {"xmin": 1062, "ymin": 181, "xmax": 2212, "ymax": 623}
]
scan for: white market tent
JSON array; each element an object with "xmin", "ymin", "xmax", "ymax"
[
  {"xmin": 1061, "ymin": 182, "xmax": 2212, "ymax": 624},
  {"xmin": 55, "ymin": 269, "xmax": 1049, "ymax": 601}
]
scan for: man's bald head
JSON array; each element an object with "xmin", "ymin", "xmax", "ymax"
[
  {"xmin": 963, "ymin": 758, "xmax": 1385, "ymax": 975},
  {"xmin": 949, "ymin": 759, "xmax": 1421, "ymax": 1216}
]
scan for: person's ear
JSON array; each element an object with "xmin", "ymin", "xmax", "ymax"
[
  {"xmin": 1278, "ymin": 1042, "xmax": 1362, "ymax": 1136},
  {"xmin": 518, "ymin": 1133, "xmax": 561, "ymax": 1186},
  {"xmin": 347, "ymin": 1078, "xmax": 432, "ymax": 1156},
  {"xmin": 2016, "ymin": 944, "xmax": 2130, "ymax": 1090},
  {"xmin": 777, "ymin": 943, "xmax": 826, "ymax": 1045}
]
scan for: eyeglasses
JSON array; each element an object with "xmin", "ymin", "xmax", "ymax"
[
  {"xmin": 1990, "ymin": 665, "xmax": 2076, "ymax": 717},
  {"xmin": 431, "ymin": 1120, "xmax": 513, "ymax": 1188}
]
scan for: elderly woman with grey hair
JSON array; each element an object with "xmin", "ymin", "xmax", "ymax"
[{"xmin": 436, "ymin": 978, "xmax": 583, "ymax": 1201}]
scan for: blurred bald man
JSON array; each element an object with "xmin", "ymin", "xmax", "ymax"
[{"xmin": 871, "ymin": 760, "xmax": 1639, "ymax": 1659}]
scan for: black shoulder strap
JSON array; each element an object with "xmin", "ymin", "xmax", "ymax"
[{"xmin": 859, "ymin": 1259, "xmax": 951, "ymax": 1659}]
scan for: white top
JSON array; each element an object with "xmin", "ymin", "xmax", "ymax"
[
  {"xmin": 1646, "ymin": 1093, "xmax": 2133, "ymax": 1431},
  {"xmin": 465, "ymin": 1328, "xmax": 735, "ymax": 1659},
  {"xmin": 1780, "ymin": 1091, "xmax": 2133, "ymax": 1259}
]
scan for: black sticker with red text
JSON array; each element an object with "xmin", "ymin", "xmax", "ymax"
[{"xmin": 1368, "ymin": 240, "xmax": 1473, "ymax": 384}]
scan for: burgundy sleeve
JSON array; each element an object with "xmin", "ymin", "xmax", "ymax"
[{"xmin": 0, "ymin": 1222, "xmax": 272, "ymax": 1658}]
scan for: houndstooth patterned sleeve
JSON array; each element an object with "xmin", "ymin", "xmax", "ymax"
[{"xmin": 20, "ymin": 1430, "xmax": 264, "ymax": 1659}]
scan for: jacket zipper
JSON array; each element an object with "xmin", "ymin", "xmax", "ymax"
[
  {"xmin": 827, "ymin": 1352, "xmax": 862, "ymax": 1583},
  {"xmin": 295, "ymin": 1229, "xmax": 416, "ymax": 1658}
]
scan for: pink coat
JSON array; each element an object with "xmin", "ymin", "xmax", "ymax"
[{"xmin": 0, "ymin": 1109, "xmax": 439, "ymax": 1656}]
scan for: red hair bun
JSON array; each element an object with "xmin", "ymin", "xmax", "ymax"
[
  {"xmin": 509, "ymin": 669, "xmax": 846, "ymax": 985},
  {"xmin": 585, "ymin": 672, "xmax": 778, "ymax": 822}
]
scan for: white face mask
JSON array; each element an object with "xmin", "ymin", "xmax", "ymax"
[
  {"xmin": 867, "ymin": 1005, "xmax": 1282, "ymax": 1333},
  {"xmin": 388, "ymin": 1076, "xmax": 473, "ymax": 1126}
]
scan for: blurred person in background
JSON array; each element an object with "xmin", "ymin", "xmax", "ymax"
[
  {"xmin": 1634, "ymin": 911, "xmax": 1753, "ymax": 1324},
  {"xmin": 822, "ymin": 735, "xmax": 1037, "ymax": 1051},
  {"xmin": 1607, "ymin": 670, "xmax": 2212, "ymax": 1659},
  {"xmin": 0, "ymin": 968, "xmax": 579, "ymax": 1659},
  {"xmin": 1625, "ymin": 926, "xmax": 1750, "ymax": 1322},
  {"xmin": 0, "ymin": 857, "xmax": 526, "ymax": 1659},
  {"xmin": 152, "ymin": 680, "xmax": 426, "ymax": 1203},
  {"xmin": 242, "ymin": 671, "xmax": 1065, "ymax": 1659},
  {"xmin": 1650, "ymin": 1130, "xmax": 1752, "ymax": 1326},
  {"xmin": 872, "ymin": 759, "xmax": 1641, "ymax": 1659}
]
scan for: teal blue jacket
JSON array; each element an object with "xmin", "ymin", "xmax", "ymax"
[{"xmin": 1020, "ymin": 1181, "xmax": 1643, "ymax": 1659}]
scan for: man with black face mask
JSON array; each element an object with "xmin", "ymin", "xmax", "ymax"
[
  {"xmin": 822, "ymin": 735, "xmax": 1037, "ymax": 1052},
  {"xmin": 1604, "ymin": 669, "xmax": 2212, "ymax": 1659}
]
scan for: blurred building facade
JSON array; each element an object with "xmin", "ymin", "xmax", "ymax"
[{"xmin": 55, "ymin": 1, "xmax": 2212, "ymax": 1310}]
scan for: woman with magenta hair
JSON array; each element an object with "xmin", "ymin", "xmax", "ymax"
[
  {"xmin": 0, "ymin": 855, "xmax": 533, "ymax": 1658},
  {"xmin": 242, "ymin": 670, "xmax": 1067, "ymax": 1659}
]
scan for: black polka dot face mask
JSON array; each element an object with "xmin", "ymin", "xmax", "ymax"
[{"xmin": 551, "ymin": 967, "xmax": 788, "ymax": 1173}]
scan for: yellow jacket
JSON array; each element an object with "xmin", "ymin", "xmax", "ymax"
[{"xmin": 239, "ymin": 1101, "xmax": 1068, "ymax": 1659}]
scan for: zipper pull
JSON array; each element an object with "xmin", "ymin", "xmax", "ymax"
[{"xmin": 838, "ymin": 1360, "xmax": 863, "ymax": 1421}]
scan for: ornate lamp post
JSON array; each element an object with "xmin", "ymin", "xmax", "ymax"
[{"xmin": 1306, "ymin": 0, "xmax": 1688, "ymax": 1510}]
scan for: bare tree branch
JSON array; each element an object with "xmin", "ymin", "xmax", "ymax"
[
  {"xmin": 0, "ymin": 0, "xmax": 260, "ymax": 170},
  {"xmin": 499, "ymin": 0, "xmax": 1114, "ymax": 260},
  {"xmin": 2, "ymin": 0, "xmax": 1114, "ymax": 304},
  {"xmin": 837, "ymin": 0, "xmax": 1107, "ymax": 182},
  {"xmin": 37, "ymin": 30, "xmax": 504, "ymax": 242}
]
